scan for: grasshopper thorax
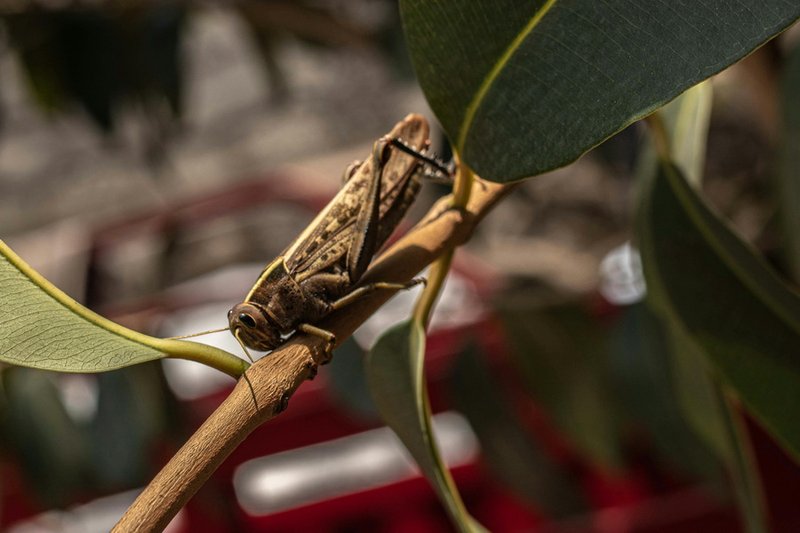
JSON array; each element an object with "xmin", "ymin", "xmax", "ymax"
[{"xmin": 228, "ymin": 302, "xmax": 282, "ymax": 352}]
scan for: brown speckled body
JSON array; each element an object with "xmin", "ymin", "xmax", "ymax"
[{"xmin": 228, "ymin": 114, "xmax": 435, "ymax": 352}]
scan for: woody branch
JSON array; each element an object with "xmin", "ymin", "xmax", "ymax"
[{"xmin": 113, "ymin": 178, "xmax": 515, "ymax": 533}]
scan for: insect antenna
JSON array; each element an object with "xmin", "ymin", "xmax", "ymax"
[
  {"xmin": 234, "ymin": 329, "xmax": 256, "ymax": 364},
  {"xmin": 389, "ymin": 138, "xmax": 454, "ymax": 178},
  {"xmin": 167, "ymin": 326, "xmax": 230, "ymax": 340},
  {"xmin": 232, "ymin": 329, "xmax": 260, "ymax": 408}
]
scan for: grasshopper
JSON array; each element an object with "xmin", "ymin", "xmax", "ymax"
[{"xmin": 227, "ymin": 114, "xmax": 452, "ymax": 359}]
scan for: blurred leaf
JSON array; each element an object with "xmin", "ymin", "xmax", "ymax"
[
  {"xmin": 663, "ymin": 82, "xmax": 714, "ymax": 188},
  {"xmin": 637, "ymin": 85, "xmax": 768, "ymax": 532},
  {"xmin": 4, "ymin": 6, "xmax": 186, "ymax": 137},
  {"xmin": 668, "ymin": 326, "xmax": 768, "ymax": 533},
  {"xmin": 400, "ymin": 1, "xmax": 800, "ymax": 181},
  {"xmin": 500, "ymin": 304, "xmax": 623, "ymax": 469},
  {"xmin": 366, "ymin": 320, "xmax": 486, "ymax": 533},
  {"xmin": 610, "ymin": 303, "xmax": 723, "ymax": 479},
  {"xmin": 237, "ymin": 1, "xmax": 371, "ymax": 48},
  {"xmin": 632, "ymin": 85, "xmax": 726, "ymax": 473},
  {"xmin": 777, "ymin": 41, "xmax": 800, "ymax": 280},
  {"xmin": 90, "ymin": 364, "xmax": 169, "ymax": 488},
  {"xmin": 57, "ymin": 9, "xmax": 121, "ymax": 132},
  {"xmin": 450, "ymin": 343, "xmax": 585, "ymax": 516},
  {"xmin": 0, "ymin": 240, "xmax": 247, "ymax": 377},
  {"xmin": 667, "ymin": 327, "xmax": 733, "ymax": 463},
  {"xmin": 638, "ymin": 161, "xmax": 800, "ymax": 461},
  {"xmin": 3, "ymin": 13, "xmax": 69, "ymax": 113},
  {"xmin": 138, "ymin": 5, "xmax": 186, "ymax": 118},
  {"xmin": 327, "ymin": 337, "xmax": 379, "ymax": 421},
  {"xmin": 1, "ymin": 368, "xmax": 90, "ymax": 507},
  {"xmin": 638, "ymin": 84, "xmax": 731, "ymax": 461}
]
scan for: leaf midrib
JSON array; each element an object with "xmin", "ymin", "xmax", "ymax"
[{"xmin": 456, "ymin": 0, "xmax": 559, "ymax": 153}]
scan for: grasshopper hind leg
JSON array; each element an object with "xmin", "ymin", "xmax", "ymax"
[
  {"xmin": 296, "ymin": 277, "xmax": 426, "ymax": 364},
  {"xmin": 330, "ymin": 277, "xmax": 426, "ymax": 311}
]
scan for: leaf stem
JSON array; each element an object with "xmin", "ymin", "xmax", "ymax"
[
  {"xmin": 153, "ymin": 338, "xmax": 249, "ymax": 378},
  {"xmin": 451, "ymin": 154, "xmax": 475, "ymax": 209},
  {"xmin": 646, "ymin": 112, "xmax": 672, "ymax": 161},
  {"xmin": 723, "ymin": 393, "xmax": 769, "ymax": 533},
  {"xmin": 413, "ymin": 157, "xmax": 475, "ymax": 326}
]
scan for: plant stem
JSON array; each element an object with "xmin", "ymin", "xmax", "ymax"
[
  {"xmin": 646, "ymin": 112, "xmax": 672, "ymax": 161},
  {"xmin": 413, "ymin": 157, "xmax": 475, "ymax": 326}
]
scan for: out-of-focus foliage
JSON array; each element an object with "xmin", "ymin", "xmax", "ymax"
[
  {"xmin": 3, "ymin": 5, "xmax": 186, "ymax": 134},
  {"xmin": 0, "ymin": 364, "xmax": 171, "ymax": 509},
  {"xmin": 366, "ymin": 319, "xmax": 486, "ymax": 532},
  {"xmin": 0, "ymin": 1, "xmax": 400, "ymax": 161},
  {"xmin": 777, "ymin": 41, "xmax": 800, "ymax": 280},
  {"xmin": 639, "ymin": 158, "xmax": 800, "ymax": 461},
  {"xmin": 500, "ymin": 303, "xmax": 623, "ymax": 470},
  {"xmin": 450, "ymin": 342, "xmax": 586, "ymax": 517}
]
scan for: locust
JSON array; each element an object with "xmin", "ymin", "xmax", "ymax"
[{"xmin": 226, "ymin": 114, "xmax": 452, "ymax": 360}]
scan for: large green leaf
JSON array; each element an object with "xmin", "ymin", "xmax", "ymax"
[
  {"xmin": 365, "ymin": 320, "xmax": 485, "ymax": 532},
  {"xmin": 0, "ymin": 241, "xmax": 246, "ymax": 377},
  {"xmin": 638, "ymin": 162, "xmax": 800, "ymax": 461},
  {"xmin": 638, "ymin": 84, "xmax": 767, "ymax": 532},
  {"xmin": 400, "ymin": 1, "xmax": 800, "ymax": 181}
]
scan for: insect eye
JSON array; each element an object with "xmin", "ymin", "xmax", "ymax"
[
  {"xmin": 239, "ymin": 313, "xmax": 257, "ymax": 328},
  {"xmin": 227, "ymin": 309, "xmax": 233, "ymax": 318}
]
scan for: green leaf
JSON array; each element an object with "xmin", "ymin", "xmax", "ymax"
[
  {"xmin": 610, "ymin": 303, "xmax": 723, "ymax": 480},
  {"xmin": 638, "ymin": 85, "xmax": 768, "ymax": 533},
  {"xmin": 366, "ymin": 320, "xmax": 485, "ymax": 533},
  {"xmin": 400, "ymin": 1, "xmax": 800, "ymax": 181},
  {"xmin": 638, "ymin": 161, "xmax": 800, "ymax": 461},
  {"xmin": 777, "ymin": 42, "xmax": 800, "ymax": 280},
  {"xmin": 1, "ymin": 368, "xmax": 90, "ymax": 507},
  {"xmin": 665, "ymin": 325, "xmax": 733, "ymax": 462},
  {"xmin": 661, "ymin": 81, "xmax": 713, "ymax": 188},
  {"xmin": 637, "ymin": 85, "xmax": 728, "ymax": 464},
  {"xmin": 499, "ymin": 303, "xmax": 623, "ymax": 469},
  {"xmin": 0, "ymin": 241, "xmax": 247, "ymax": 377},
  {"xmin": 326, "ymin": 337, "xmax": 379, "ymax": 421},
  {"xmin": 667, "ymin": 326, "xmax": 768, "ymax": 533},
  {"xmin": 450, "ymin": 343, "xmax": 585, "ymax": 516}
]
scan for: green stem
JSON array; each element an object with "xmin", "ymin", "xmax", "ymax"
[
  {"xmin": 646, "ymin": 112, "xmax": 672, "ymax": 161},
  {"xmin": 154, "ymin": 338, "xmax": 249, "ymax": 378},
  {"xmin": 413, "ymin": 157, "xmax": 475, "ymax": 326}
]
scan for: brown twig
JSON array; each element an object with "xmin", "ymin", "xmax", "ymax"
[{"xmin": 113, "ymin": 178, "xmax": 516, "ymax": 532}]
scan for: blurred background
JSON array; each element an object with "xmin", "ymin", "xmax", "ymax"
[{"xmin": 1, "ymin": 2, "xmax": 800, "ymax": 532}]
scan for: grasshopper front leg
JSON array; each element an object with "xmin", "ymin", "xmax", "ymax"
[{"xmin": 329, "ymin": 278, "xmax": 426, "ymax": 311}]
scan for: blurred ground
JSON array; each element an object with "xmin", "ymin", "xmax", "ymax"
[{"xmin": 0, "ymin": 7, "xmax": 427, "ymax": 237}]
